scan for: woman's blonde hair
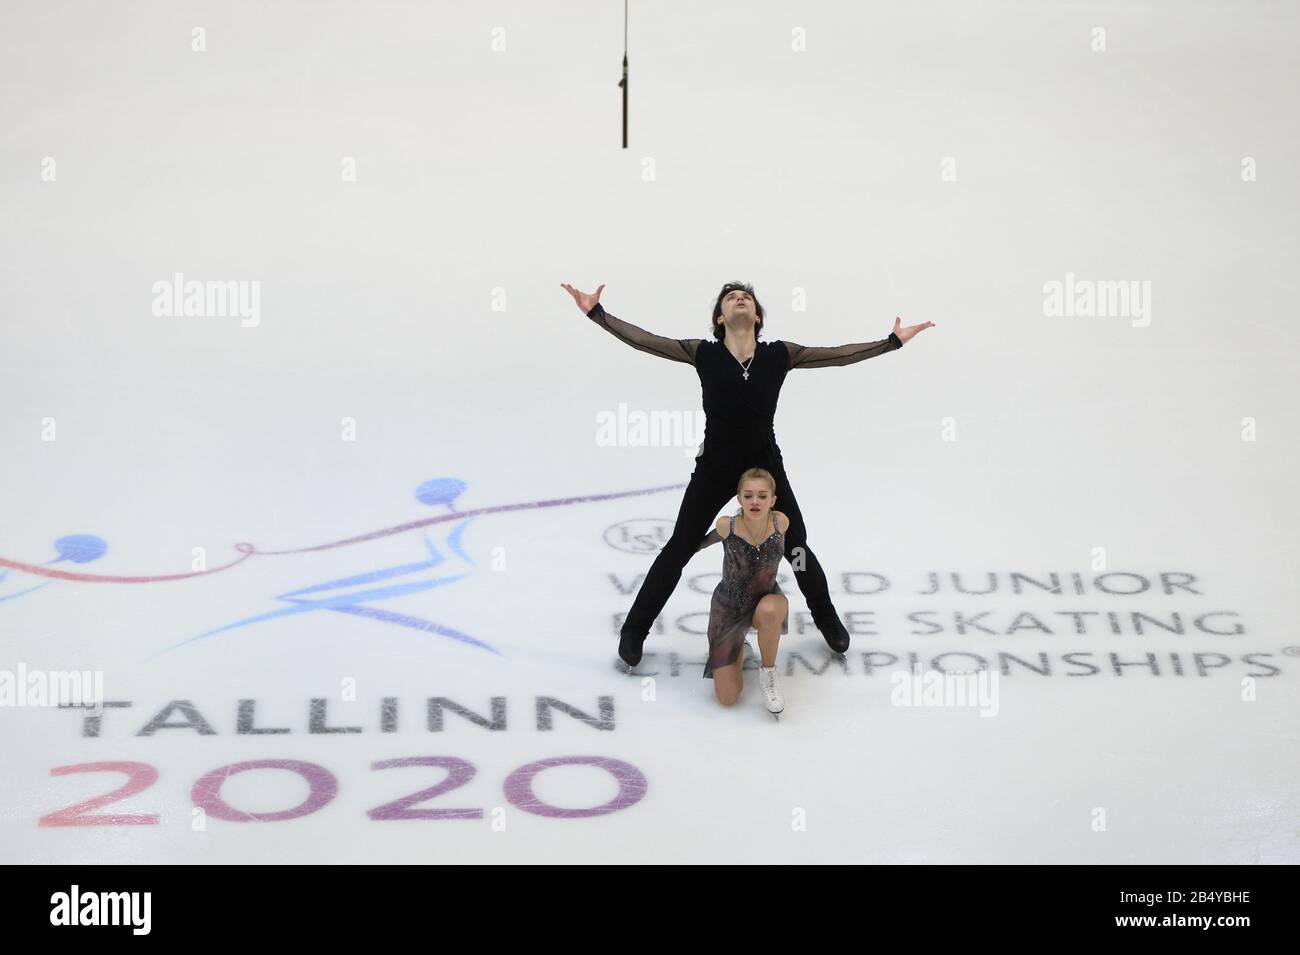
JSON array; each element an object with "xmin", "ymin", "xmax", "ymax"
[{"xmin": 736, "ymin": 467, "xmax": 777, "ymax": 496}]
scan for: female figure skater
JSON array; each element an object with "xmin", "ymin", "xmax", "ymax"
[
  {"xmin": 560, "ymin": 280, "xmax": 933, "ymax": 668},
  {"xmin": 695, "ymin": 468, "xmax": 789, "ymax": 715}
]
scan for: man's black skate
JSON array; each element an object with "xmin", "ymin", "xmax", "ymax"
[
  {"xmin": 814, "ymin": 612, "xmax": 850, "ymax": 655},
  {"xmin": 618, "ymin": 629, "xmax": 645, "ymax": 668}
]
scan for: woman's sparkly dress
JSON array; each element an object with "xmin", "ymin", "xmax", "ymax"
[{"xmin": 703, "ymin": 509, "xmax": 788, "ymax": 678}]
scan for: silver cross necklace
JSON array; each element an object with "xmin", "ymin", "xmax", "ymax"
[{"xmin": 736, "ymin": 351, "xmax": 756, "ymax": 380}]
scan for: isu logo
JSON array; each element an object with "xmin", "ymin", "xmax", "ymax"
[{"xmin": 603, "ymin": 519, "xmax": 675, "ymax": 555}]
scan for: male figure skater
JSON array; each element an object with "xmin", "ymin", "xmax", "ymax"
[{"xmin": 562, "ymin": 280, "xmax": 933, "ymax": 666}]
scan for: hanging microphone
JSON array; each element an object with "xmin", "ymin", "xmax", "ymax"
[{"xmin": 619, "ymin": 0, "xmax": 628, "ymax": 148}]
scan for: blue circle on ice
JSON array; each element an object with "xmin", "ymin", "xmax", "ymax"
[
  {"xmin": 52, "ymin": 534, "xmax": 107, "ymax": 563},
  {"xmin": 415, "ymin": 478, "xmax": 466, "ymax": 508}
]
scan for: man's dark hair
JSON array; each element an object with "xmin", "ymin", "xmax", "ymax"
[{"xmin": 710, "ymin": 281, "xmax": 766, "ymax": 341}]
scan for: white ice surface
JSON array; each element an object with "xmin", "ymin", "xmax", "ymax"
[{"xmin": 1, "ymin": 0, "xmax": 1297, "ymax": 863}]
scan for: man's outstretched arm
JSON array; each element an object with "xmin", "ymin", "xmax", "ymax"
[
  {"xmin": 783, "ymin": 332, "xmax": 902, "ymax": 369},
  {"xmin": 587, "ymin": 302, "xmax": 701, "ymax": 365}
]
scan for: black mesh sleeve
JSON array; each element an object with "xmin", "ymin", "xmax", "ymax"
[
  {"xmin": 587, "ymin": 302, "xmax": 701, "ymax": 365},
  {"xmin": 784, "ymin": 331, "xmax": 903, "ymax": 369}
]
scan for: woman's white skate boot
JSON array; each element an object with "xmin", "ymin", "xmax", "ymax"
[{"xmin": 758, "ymin": 664, "xmax": 784, "ymax": 718}]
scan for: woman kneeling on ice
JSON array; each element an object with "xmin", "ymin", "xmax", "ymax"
[{"xmin": 696, "ymin": 467, "xmax": 789, "ymax": 717}]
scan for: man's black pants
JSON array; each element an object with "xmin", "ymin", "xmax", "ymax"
[{"xmin": 620, "ymin": 437, "xmax": 840, "ymax": 640}]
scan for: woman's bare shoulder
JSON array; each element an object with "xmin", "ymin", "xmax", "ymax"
[
  {"xmin": 715, "ymin": 515, "xmax": 731, "ymax": 538},
  {"xmin": 774, "ymin": 511, "xmax": 790, "ymax": 533}
]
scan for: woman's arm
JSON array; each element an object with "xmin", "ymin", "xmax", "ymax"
[
  {"xmin": 588, "ymin": 302, "xmax": 701, "ymax": 365},
  {"xmin": 696, "ymin": 516, "xmax": 730, "ymax": 551}
]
